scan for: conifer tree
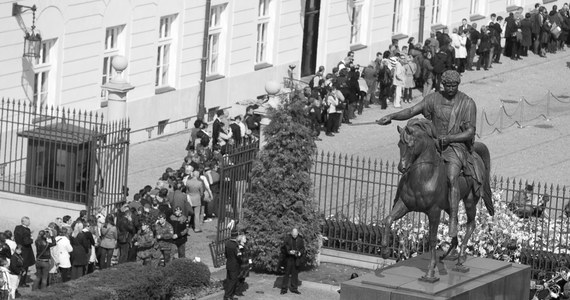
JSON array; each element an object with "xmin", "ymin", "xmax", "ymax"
[{"xmin": 241, "ymin": 95, "xmax": 321, "ymax": 272}]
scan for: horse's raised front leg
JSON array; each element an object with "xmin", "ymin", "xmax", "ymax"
[
  {"xmin": 381, "ymin": 200, "xmax": 409, "ymax": 259},
  {"xmin": 420, "ymin": 210, "xmax": 441, "ymax": 282}
]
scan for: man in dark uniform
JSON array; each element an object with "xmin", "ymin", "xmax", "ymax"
[
  {"xmin": 14, "ymin": 216, "xmax": 34, "ymax": 286},
  {"xmin": 224, "ymin": 230, "xmax": 242, "ymax": 300},
  {"xmin": 281, "ymin": 228, "xmax": 305, "ymax": 295},
  {"xmin": 377, "ymin": 70, "xmax": 490, "ymax": 246},
  {"xmin": 212, "ymin": 109, "xmax": 224, "ymax": 147}
]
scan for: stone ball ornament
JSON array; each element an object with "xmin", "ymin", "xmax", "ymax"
[
  {"xmin": 112, "ymin": 55, "xmax": 128, "ymax": 72},
  {"xmin": 264, "ymin": 80, "xmax": 281, "ymax": 95}
]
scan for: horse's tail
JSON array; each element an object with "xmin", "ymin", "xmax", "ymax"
[{"xmin": 473, "ymin": 142, "xmax": 494, "ymax": 216}]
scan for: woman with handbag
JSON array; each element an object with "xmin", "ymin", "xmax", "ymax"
[
  {"xmin": 99, "ymin": 215, "xmax": 117, "ymax": 269},
  {"xmin": 32, "ymin": 229, "xmax": 55, "ymax": 290}
]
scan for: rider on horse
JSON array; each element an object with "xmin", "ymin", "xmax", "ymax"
[{"xmin": 377, "ymin": 69, "xmax": 489, "ymax": 241}]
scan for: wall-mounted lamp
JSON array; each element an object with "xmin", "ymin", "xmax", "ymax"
[{"xmin": 12, "ymin": 3, "xmax": 42, "ymax": 58}]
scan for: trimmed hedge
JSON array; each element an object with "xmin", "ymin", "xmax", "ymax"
[
  {"xmin": 26, "ymin": 259, "xmax": 211, "ymax": 300},
  {"xmin": 164, "ymin": 258, "xmax": 211, "ymax": 297}
]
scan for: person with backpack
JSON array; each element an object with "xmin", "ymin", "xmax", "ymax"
[{"xmin": 431, "ymin": 47, "xmax": 451, "ymax": 91}]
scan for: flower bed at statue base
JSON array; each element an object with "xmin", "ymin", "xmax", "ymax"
[
  {"xmin": 392, "ymin": 189, "xmax": 570, "ymax": 275},
  {"xmin": 25, "ymin": 259, "xmax": 212, "ymax": 300}
]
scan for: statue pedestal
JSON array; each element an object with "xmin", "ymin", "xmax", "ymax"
[{"xmin": 340, "ymin": 253, "xmax": 530, "ymax": 300}]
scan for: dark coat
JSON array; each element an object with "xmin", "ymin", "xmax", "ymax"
[
  {"xmin": 225, "ymin": 239, "xmax": 241, "ymax": 272},
  {"xmin": 532, "ymin": 12, "xmax": 544, "ymax": 35},
  {"xmin": 282, "ymin": 234, "xmax": 305, "ymax": 267},
  {"xmin": 70, "ymin": 232, "xmax": 90, "ymax": 266},
  {"xmin": 229, "ymin": 123, "xmax": 242, "ymax": 145},
  {"xmin": 14, "ymin": 225, "xmax": 35, "ymax": 267},
  {"xmin": 520, "ymin": 18, "xmax": 533, "ymax": 47},
  {"xmin": 117, "ymin": 216, "xmax": 136, "ymax": 244},
  {"xmin": 9, "ymin": 253, "xmax": 25, "ymax": 275},
  {"xmin": 212, "ymin": 118, "xmax": 223, "ymax": 146},
  {"xmin": 0, "ymin": 243, "xmax": 10, "ymax": 261}
]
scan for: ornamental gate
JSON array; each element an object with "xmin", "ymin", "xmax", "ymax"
[
  {"xmin": 0, "ymin": 99, "xmax": 130, "ymax": 213},
  {"xmin": 209, "ymin": 141, "xmax": 259, "ymax": 267}
]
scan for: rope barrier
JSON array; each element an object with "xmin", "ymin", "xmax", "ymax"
[
  {"xmin": 478, "ymin": 90, "xmax": 569, "ymax": 138},
  {"xmin": 549, "ymin": 92, "xmax": 570, "ymax": 104}
]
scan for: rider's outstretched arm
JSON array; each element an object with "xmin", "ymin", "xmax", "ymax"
[{"xmin": 388, "ymin": 102, "xmax": 425, "ymax": 121}]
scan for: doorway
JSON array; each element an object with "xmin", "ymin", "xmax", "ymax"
[{"xmin": 301, "ymin": 0, "xmax": 321, "ymax": 77}]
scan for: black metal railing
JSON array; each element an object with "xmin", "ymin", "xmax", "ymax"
[
  {"xmin": 0, "ymin": 99, "xmax": 129, "ymax": 212},
  {"xmin": 210, "ymin": 140, "xmax": 260, "ymax": 267},
  {"xmin": 311, "ymin": 150, "xmax": 570, "ymax": 277}
]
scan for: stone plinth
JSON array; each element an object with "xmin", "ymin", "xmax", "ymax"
[{"xmin": 340, "ymin": 253, "xmax": 530, "ymax": 300}]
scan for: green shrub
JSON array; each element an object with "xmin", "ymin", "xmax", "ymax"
[
  {"xmin": 26, "ymin": 260, "xmax": 212, "ymax": 300},
  {"xmin": 242, "ymin": 95, "xmax": 321, "ymax": 273},
  {"xmin": 164, "ymin": 258, "xmax": 210, "ymax": 296}
]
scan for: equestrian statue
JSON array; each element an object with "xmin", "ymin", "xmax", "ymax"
[{"xmin": 376, "ymin": 70, "xmax": 494, "ymax": 282}]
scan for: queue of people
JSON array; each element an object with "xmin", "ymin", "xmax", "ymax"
[{"xmin": 298, "ymin": 4, "xmax": 570, "ymax": 142}]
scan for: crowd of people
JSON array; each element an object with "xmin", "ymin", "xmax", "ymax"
[
  {"xmin": 297, "ymin": 3, "xmax": 570, "ymax": 140},
  {"xmin": 0, "ymin": 104, "xmax": 260, "ymax": 299}
]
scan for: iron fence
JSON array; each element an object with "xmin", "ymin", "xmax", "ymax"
[
  {"xmin": 310, "ymin": 150, "xmax": 570, "ymax": 277},
  {"xmin": 0, "ymin": 99, "xmax": 129, "ymax": 213},
  {"xmin": 210, "ymin": 140, "xmax": 260, "ymax": 268}
]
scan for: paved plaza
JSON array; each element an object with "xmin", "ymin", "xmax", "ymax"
[{"xmin": 130, "ymin": 50, "xmax": 570, "ymax": 191}]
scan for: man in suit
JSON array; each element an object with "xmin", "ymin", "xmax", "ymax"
[
  {"xmin": 13, "ymin": 216, "xmax": 34, "ymax": 287},
  {"xmin": 281, "ymin": 228, "xmax": 305, "ymax": 295},
  {"xmin": 224, "ymin": 230, "xmax": 244, "ymax": 300},
  {"xmin": 458, "ymin": 18, "xmax": 469, "ymax": 33}
]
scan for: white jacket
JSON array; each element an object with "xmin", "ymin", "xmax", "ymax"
[{"xmin": 55, "ymin": 236, "xmax": 73, "ymax": 268}]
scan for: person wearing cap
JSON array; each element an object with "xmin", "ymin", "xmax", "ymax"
[
  {"xmin": 377, "ymin": 69, "xmax": 485, "ymax": 251},
  {"xmin": 224, "ymin": 229, "xmax": 245, "ymax": 299},
  {"xmin": 169, "ymin": 207, "xmax": 189, "ymax": 259},
  {"xmin": 133, "ymin": 221, "xmax": 159, "ymax": 267},
  {"xmin": 154, "ymin": 213, "xmax": 174, "ymax": 265}
]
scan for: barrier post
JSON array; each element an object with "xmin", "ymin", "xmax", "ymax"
[
  {"xmin": 546, "ymin": 91, "xmax": 551, "ymax": 118},
  {"xmin": 519, "ymin": 98, "xmax": 524, "ymax": 125},
  {"xmin": 499, "ymin": 105, "xmax": 504, "ymax": 129}
]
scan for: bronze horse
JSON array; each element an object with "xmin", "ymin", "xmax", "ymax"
[{"xmin": 380, "ymin": 119, "xmax": 494, "ymax": 281}]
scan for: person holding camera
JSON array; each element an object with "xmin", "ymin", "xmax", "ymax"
[
  {"xmin": 32, "ymin": 229, "xmax": 56, "ymax": 290},
  {"xmin": 280, "ymin": 228, "xmax": 305, "ymax": 295}
]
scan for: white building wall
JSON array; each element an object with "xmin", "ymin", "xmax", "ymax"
[{"xmin": 1, "ymin": 0, "xmax": 567, "ymax": 143}]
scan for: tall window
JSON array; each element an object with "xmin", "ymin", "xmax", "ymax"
[
  {"xmin": 208, "ymin": 4, "xmax": 227, "ymax": 75},
  {"xmin": 431, "ymin": 0, "xmax": 441, "ymax": 24},
  {"xmin": 156, "ymin": 15, "xmax": 176, "ymax": 88},
  {"xmin": 102, "ymin": 26, "xmax": 125, "ymax": 99},
  {"xmin": 470, "ymin": 0, "xmax": 484, "ymax": 15},
  {"xmin": 34, "ymin": 39, "xmax": 56, "ymax": 110},
  {"xmin": 350, "ymin": 0, "xmax": 365, "ymax": 44},
  {"xmin": 256, "ymin": 0, "xmax": 272, "ymax": 64},
  {"xmin": 392, "ymin": 0, "xmax": 403, "ymax": 34}
]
